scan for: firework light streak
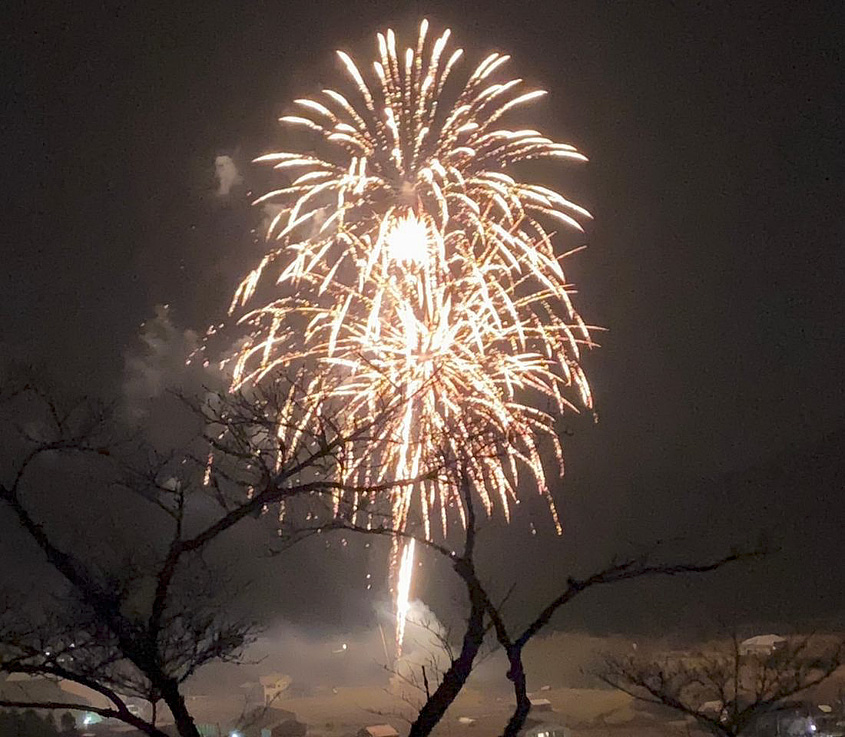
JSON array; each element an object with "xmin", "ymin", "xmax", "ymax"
[
  {"xmin": 223, "ymin": 21, "xmax": 596, "ymax": 653},
  {"xmin": 395, "ymin": 538, "xmax": 416, "ymax": 651}
]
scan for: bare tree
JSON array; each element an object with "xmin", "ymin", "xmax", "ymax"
[
  {"xmin": 292, "ymin": 458, "xmax": 760, "ymax": 737},
  {"xmin": 0, "ymin": 379, "xmax": 424, "ymax": 737},
  {"xmin": 595, "ymin": 633, "xmax": 844, "ymax": 737}
]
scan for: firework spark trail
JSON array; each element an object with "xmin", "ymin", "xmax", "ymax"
[
  {"xmin": 224, "ymin": 21, "xmax": 597, "ymax": 651},
  {"xmin": 395, "ymin": 538, "xmax": 416, "ymax": 654}
]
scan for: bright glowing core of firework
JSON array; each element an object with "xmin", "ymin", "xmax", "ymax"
[
  {"xmin": 223, "ymin": 19, "xmax": 597, "ymax": 653},
  {"xmin": 384, "ymin": 212, "xmax": 431, "ymax": 266}
]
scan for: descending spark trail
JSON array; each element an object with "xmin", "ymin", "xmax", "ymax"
[{"xmin": 223, "ymin": 21, "xmax": 597, "ymax": 651}]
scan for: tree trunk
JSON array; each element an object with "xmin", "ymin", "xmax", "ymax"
[
  {"xmin": 159, "ymin": 681, "xmax": 201, "ymax": 737},
  {"xmin": 408, "ymin": 590, "xmax": 486, "ymax": 737},
  {"xmin": 501, "ymin": 647, "xmax": 531, "ymax": 737}
]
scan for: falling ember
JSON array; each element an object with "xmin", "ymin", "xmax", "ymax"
[
  {"xmin": 395, "ymin": 538, "xmax": 416, "ymax": 654},
  {"xmin": 219, "ymin": 21, "xmax": 598, "ymax": 648},
  {"xmin": 203, "ymin": 451, "xmax": 213, "ymax": 487}
]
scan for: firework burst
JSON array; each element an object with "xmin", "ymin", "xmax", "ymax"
[{"xmin": 224, "ymin": 21, "xmax": 596, "ymax": 651}]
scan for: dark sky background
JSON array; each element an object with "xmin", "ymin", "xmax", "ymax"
[{"xmin": 2, "ymin": 0, "xmax": 844, "ymax": 636}]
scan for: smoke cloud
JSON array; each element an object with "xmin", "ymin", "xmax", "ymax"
[
  {"xmin": 215, "ymin": 155, "xmax": 243, "ymax": 196},
  {"xmin": 123, "ymin": 305, "xmax": 201, "ymax": 417}
]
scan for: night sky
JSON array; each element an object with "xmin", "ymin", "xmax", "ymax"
[{"xmin": 2, "ymin": 0, "xmax": 844, "ymax": 634}]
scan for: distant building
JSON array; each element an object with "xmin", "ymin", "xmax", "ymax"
[
  {"xmin": 357, "ymin": 724, "xmax": 400, "ymax": 737},
  {"xmin": 748, "ymin": 701, "xmax": 819, "ymax": 737},
  {"xmin": 529, "ymin": 698, "xmax": 553, "ymax": 713},
  {"xmin": 265, "ymin": 718, "xmax": 307, "ymax": 737},
  {"xmin": 240, "ymin": 707, "xmax": 299, "ymax": 737},
  {"xmin": 700, "ymin": 700, "xmax": 725, "ymax": 716},
  {"xmin": 191, "ymin": 702, "xmax": 297, "ymax": 737},
  {"xmin": 741, "ymin": 635, "xmax": 787, "ymax": 656},
  {"xmin": 1, "ymin": 674, "xmax": 97, "ymax": 710},
  {"xmin": 259, "ymin": 674, "xmax": 292, "ymax": 705}
]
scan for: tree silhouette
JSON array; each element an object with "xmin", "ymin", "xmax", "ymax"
[
  {"xmin": 0, "ymin": 379, "xmax": 423, "ymax": 737},
  {"xmin": 595, "ymin": 634, "xmax": 844, "ymax": 737},
  {"xmin": 289, "ymin": 456, "xmax": 761, "ymax": 737}
]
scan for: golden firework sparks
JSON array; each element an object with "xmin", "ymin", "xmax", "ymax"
[
  {"xmin": 225, "ymin": 21, "xmax": 597, "ymax": 650},
  {"xmin": 395, "ymin": 537, "xmax": 416, "ymax": 654}
]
